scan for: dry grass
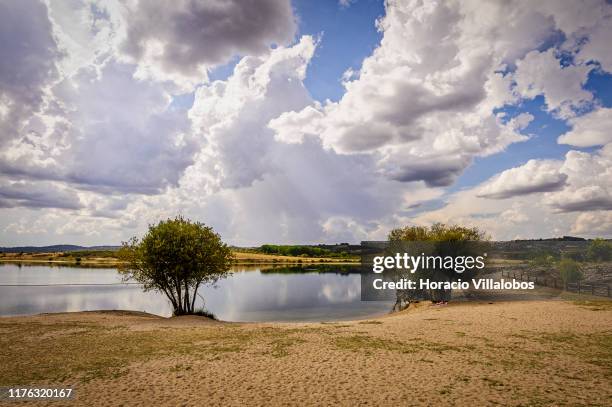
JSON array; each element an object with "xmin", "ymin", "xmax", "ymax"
[{"xmin": 232, "ymin": 251, "xmax": 358, "ymax": 264}]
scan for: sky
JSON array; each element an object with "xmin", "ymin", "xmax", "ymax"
[{"xmin": 0, "ymin": 0, "xmax": 611, "ymax": 246}]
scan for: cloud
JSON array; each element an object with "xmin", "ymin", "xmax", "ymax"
[
  {"xmin": 157, "ymin": 37, "xmax": 411, "ymax": 245},
  {"xmin": 577, "ymin": 22, "xmax": 612, "ymax": 72},
  {"xmin": 0, "ymin": 0, "xmax": 62, "ymax": 146},
  {"xmin": 0, "ymin": 180, "xmax": 83, "ymax": 210},
  {"xmin": 476, "ymin": 141, "xmax": 612, "ymax": 212},
  {"xmin": 271, "ymin": 0, "xmax": 567, "ymax": 185},
  {"xmin": 412, "ymin": 138, "xmax": 612, "ymax": 239},
  {"xmin": 57, "ymin": 62, "xmax": 196, "ymax": 194},
  {"xmin": 545, "ymin": 146, "xmax": 612, "ymax": 212},
  {"xmin": 477, "ymin": 160, "xmax": 567, "ymax": 199},
  {"xmin": 388, "ymin": 155, "xmax": 472, "ymax": 187},
  {"xmin": 120, "ymin": 0, "xmax": 296, "ymax": 88},
  {"xmin": 571, "ymin": 211, "xmax": 612, "ymax": 236},
  {"xmin": 321, "ymin": 217, "xmax": 368, "ymax": 243},
  {"xmin": 558, "ymin": 107, "xmax": 612, "ymax": 147},
  {"xmin": 1, "ymin": 60, "xmax": 196, "ymax": 194},
  {"xmin": 563, "ymin": 1, "xmax": 612, "ymax": 72},
  {"xmin": 45, "ymin": 0, "xmax": 121, "ymax": 77},
  {"xmin": 270, "ymin": 1, "xmax": 612, "ymax": 188},
  {"xmin": 410, "ymin": 181, "xmax": 584, "ymax": 240},
  {"xmin": 188, "ymin": 36, "xmax": 316, "ymax": 190},
  {"xmin": 2, "ymin": 0, "xmax": 612, "ymax": 245},
  {"xmin": 549, "ymin": 186, "xmax": 612, "ymax": 212},
  {"xmin": 338, "ymin": 0, "xmax": 355, "ymax": 8},
  {"xmin": 513, "ymin": 49, "xmax": 594, "ymax": 118}
]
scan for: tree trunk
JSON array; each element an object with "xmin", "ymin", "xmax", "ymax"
[
  {"xmin": 174, "ymin": 276, "xmax": 183, "ymax": 315},
  {"xmin": 190, "ymin": 282, "xmax": 201, "ymax": 312},
  {"xmin": 183, "ymin": 281, "xmax": 191, "ymax": 314}
]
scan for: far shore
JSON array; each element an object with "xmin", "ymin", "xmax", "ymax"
[
  {"xmin": 0, "ymin": 253, "xmax": 528, "ymax": 268},
  {"xmin": 0, "ymin": 250, "xmax": 360, "ymax": 268},
  {"xmin": 1, "ymin": 298, "xmax": 610, "ymax": 406}
]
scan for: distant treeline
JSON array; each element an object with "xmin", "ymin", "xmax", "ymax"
[
  {"xmin": 260, "ymin": 264, "xmax": 361, "ymax": 274},
  {"xmin": 494, "ymin": 239, "xmax": 611, "ymax": 262},
  {"xmin": 513, "ymin": 236, "xmax": 589, "ymax": 242},
  {"xmin": 58, "ymin": 250, "xmax": 118, "ymax": 258},
  {"xmin": 258, "ymin": 244, "xmax": 359, "ymax": 258}
]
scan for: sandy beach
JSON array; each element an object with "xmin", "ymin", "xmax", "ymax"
[{"xmin": 1, "ymin": 299, "xmax": 611, "ymax": 406}]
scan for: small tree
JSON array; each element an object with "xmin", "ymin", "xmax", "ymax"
[
  {"xmin": 388, "ymin": 223, "xmax": 489, "ymax": 305},
  {"xmin": 118, "ymin": 216, "xmax": 233, "ymax": 316},
  {"xmin": 586, "ymin": 238, "xmax": 612, "ymax": 262},
  {"xmin": 525, "ymin": 251, "xmax": 555, "ymax": 287},
  {"xmin": 529, "ymin": 252, "xmax": 555, "ymax": 269},
  {"xmin": 558, "ymin": 258, "xmax": 583, "ymax": 284},
  {"xmin": 389, "ymin": 223, "xmax": 487, "ymax": 242}
]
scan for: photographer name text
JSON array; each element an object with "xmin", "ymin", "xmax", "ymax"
[{"xmin": 372, "ymin": 278, "xmax": 535, "ymax": 290}]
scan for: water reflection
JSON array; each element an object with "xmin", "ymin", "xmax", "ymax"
[{"xmin": 0, "ymin": 263, "xmax": 391, "ymax": 322}]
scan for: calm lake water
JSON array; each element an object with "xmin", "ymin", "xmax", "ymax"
[{"xmin": 0, "ymin": 263, "xmax": 393, "ymax": 322}]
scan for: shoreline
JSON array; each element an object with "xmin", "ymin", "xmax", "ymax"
[
  {"xmin": 1, "ymin": 292, "xmax": 607, "ymax": 322},
  {"xmin": 0, "ymin": 258, "xmax": 360, "ymax": 267}
]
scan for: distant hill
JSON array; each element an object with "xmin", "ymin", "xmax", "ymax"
[
  {"xmin": 513, "ymin": 236, "xmax": 588, "ymax": 242},
  {"xmin": 0, "ymin": 245, "xmax": 120, "ymax": 253}
]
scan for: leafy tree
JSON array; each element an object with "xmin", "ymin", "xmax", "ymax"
[
  {"xmin": 118, "ymin": 216, "xmax": 233, "ymax": 316},
  {"xmin": 389, "ymin": 223, "xmax": 487, "ymax": 242},
  {"xmin": 586, "ymin": 238, "xmax": 612, "ymax": 262},
  {"xmin": 259, "ymin": 244, "xmax": 331, "ymax": 257},
  {"xmin": 529, "ymin": 252, "xmax": 555, "ymax": 268},
  {"xmin": 388, "ymin": 223, "xmax": 489, "ymax": 304},
  {"xmin": 558, "ymin": 258, "xmax": 583, "ymax": 284},
  {"xmin": 388, "ymin": 224, "xmax": 488, "ymax": 268}
]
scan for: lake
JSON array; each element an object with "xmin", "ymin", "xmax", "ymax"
[{"xmin": 0, "ymin": 263, "xmax": 393, "ymax": 322}]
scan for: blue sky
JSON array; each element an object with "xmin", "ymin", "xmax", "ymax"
[{"xmin": 294, "ymin": 0, "xmax": 385, "ymax": 102}]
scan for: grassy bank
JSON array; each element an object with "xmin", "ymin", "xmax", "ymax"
[
  {"xmin": 0, "ymin": 250, "xmax": 359, "ymax": 267},
  {"xmin": 1, "ymin": 300, "xmax": 610, "ymax": 406}
]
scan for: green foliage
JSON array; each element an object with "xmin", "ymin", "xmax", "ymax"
[
  {"xmin": 388, "ymin": 223, "xmax": 489, "ymax": 264},
  {"xmin": 259, "ymin": 264, "xmax": 360, "ymax": 274},
  {"xmin": 117, "ymin": 216, "xmax": 233, "ymax": 316},
  {"xmin": 191, "ymin": 308, "xmax": 217, "ymax": 320},
  {"xmin": 561, "ymin": 249, "xmax": 585, "ymax": 262},
  {"xmin": 259, "ymin": 244, "xmax": 349, "ymax": 257},
  {"xmin": 387, "ymin": 223, "xmax": 489, "ymax": 300},
  {"xmin": 529, "ymin": 253, "xmax": 556, "ymax": 268},
  {"xmin": 260, "ymin": 244, "xmax": 325, "ymax": 256},
  {"xmin": 388, "ymin": 223, "xmax": 487, "ymax": 242},
  {"xmin": 586, "ymin": 238, "xmax": 612, "ymax": 262},
  {"xmin": 558, "ymin": 258, "xmax": 583, "ymax": 284},
  {"xmin": 69, "ymin": 250, "xmax": 117, "ymax": 258}
]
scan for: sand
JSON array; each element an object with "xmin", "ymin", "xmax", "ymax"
[{"xmin": 1, "ymin": 300, "xmax": 611, "ymax": 406}]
